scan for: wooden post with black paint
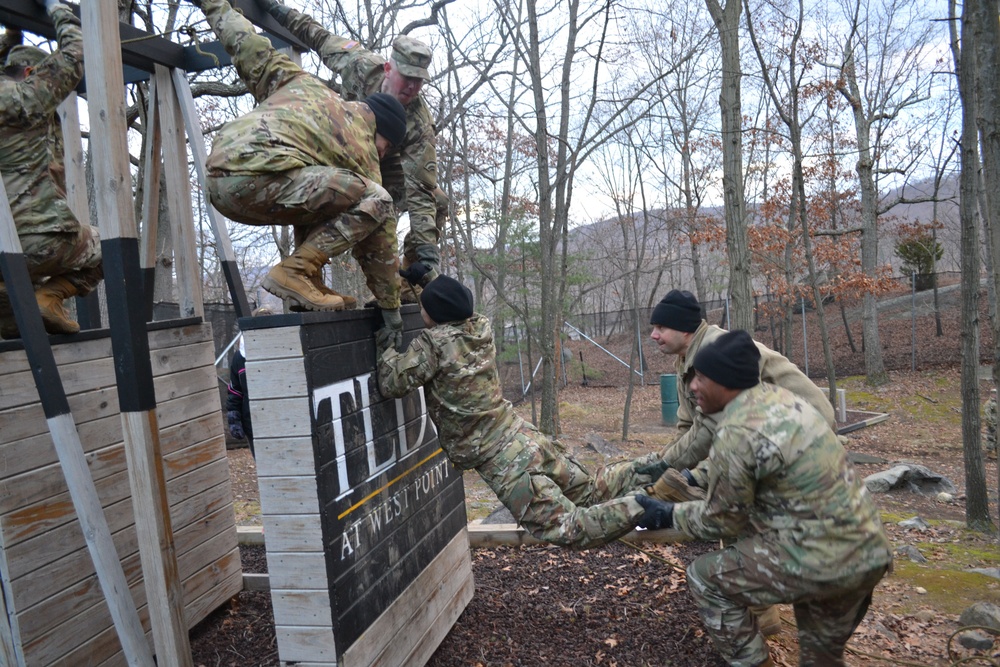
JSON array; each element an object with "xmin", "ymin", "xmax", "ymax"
[{"xmin": 81, "ymin": 3, "xmax": 192, "ymax": 666}]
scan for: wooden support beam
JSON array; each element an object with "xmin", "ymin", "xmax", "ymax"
[
  {"xmin": 81, "ymin": 3, "xmax": 192, "ymax": 666},
  {"xmin": 0, "ymin": 0, "xmax": 307, "ymax": 80},
  {"xmin": 156, "ymin": 66, "xmax": 204, "ymax": 320},
  {"xmin": 171, "ymin": 67, "xmax": 250, "ymax": 318},
  {"xmin": 0, "ymin": 181, "xmax": 154, "ymax": 667},
  {"xmin": 138, "ymin": 78, "xmax": 164, "ymax": 322}
]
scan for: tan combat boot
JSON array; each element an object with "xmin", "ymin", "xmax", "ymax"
[
  {"xmin": 754, "ymin": 606, "xmax": 782, "ymax": 637},
  {"xmin": 262, "ymin": 244, "xmax": 345, "ymax": 311},
  {"xmin": 35, "ymin": 276, "xmax": 80, "ymax": 335},
  {"xmin": 309, "ymin": 273, "xmax": 357, "ymax": 309}
]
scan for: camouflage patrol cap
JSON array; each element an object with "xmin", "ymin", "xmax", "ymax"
[
  {"xmin": 391, "ymin": 35, "xmax": 432, "ymax": 80},
  {"xmin": 5, "ymin": 44, "xmax": 47, "ymax": 70}
]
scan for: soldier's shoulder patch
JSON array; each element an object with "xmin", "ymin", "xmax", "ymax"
[{"xmin": 343, "ymin": 40, "xmax": 360, "ymax": 50}]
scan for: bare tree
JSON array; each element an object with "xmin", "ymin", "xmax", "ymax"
[
  {"xmin": 833, "ymin": 0, "xmax": 938, "ymax": 386},
  {"xmin": 954, "ymin": 0, "xmax": 997, "ymax": 532},
  {"xmin": 704, "ymin": 0, "xmax": 753, "ymax": 331}
]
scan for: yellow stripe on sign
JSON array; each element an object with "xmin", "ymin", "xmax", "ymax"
[{"xmin": 337, "ymin": 448, "xmax": 446, "ymax": 520}]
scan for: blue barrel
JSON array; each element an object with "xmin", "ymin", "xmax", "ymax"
[{"xmin": 660, "ymin": 373, "xmax": 679, "ymax": 425}]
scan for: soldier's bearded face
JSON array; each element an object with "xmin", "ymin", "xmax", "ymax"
[
  {"xmin": 650, "ymin": 324, "xmax": 688, "ymax": 355},
  {"xmin": 383, "ymin": 63, "xmax": 424, "ymax": 105}
]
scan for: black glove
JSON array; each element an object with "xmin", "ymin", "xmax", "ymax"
[
  {"xmin": 227, "ymin": 410, "xmax": 245, "ymax": 440},
  {"xmin": 399, "ymin": 261, "xmax": 433, "ymax": 287},
  {"xmin": 635, "ymin": 495, "xmax": 675, "ymax": 531},
  {"xmin": 681, "ymin": 469, "xmax": 699, "ymax": 486},
  {"xmin": 634, "ymin": 459, "xmax": 671, "ymax": 479},
  {"xmin": 257, "ymin": 0, "xmax": 290, "ymax": 20},
  {"xmin": 376, "ymin": 308, "xmax": 404, "ymax": 354}
]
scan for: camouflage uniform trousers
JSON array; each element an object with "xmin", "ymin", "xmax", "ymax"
[
  {"xmin": 206, "ymin": 167, "xmax": 400, "ymax": 307},
  {"xmin": 474, "ymin": 423, "xmax": 647, "ymax": 550},
  {"xmin": 687, "ymin": 544, "xmax": 888, "ymax": 667},
  {"xmin": 0, "ymin": 226, "xmax": 103, "ymax": 316},
  {"xmin": 983, "ymin": 397, "xmax": 997, "ymax": 454}
]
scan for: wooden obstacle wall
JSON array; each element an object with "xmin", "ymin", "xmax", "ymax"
[
  {"xmin": 0, "ymin": 320, "xmax": 242, "ymax": 666},
  {"xmin": 243, "ymin": 307, "xmax": 474, "ymax": 667}
]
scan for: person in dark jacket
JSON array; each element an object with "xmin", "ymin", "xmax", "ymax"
[{"xmin": 226, "ymin": 307, "xmax": 273, "ymax": 455}]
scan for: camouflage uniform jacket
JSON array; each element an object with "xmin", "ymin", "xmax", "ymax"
[
  {"xmin": 674, "ymin": 382, "xmax": 892, "ymax": 581},
  {"xmin": 0, "ymin": 5, "xmax": 82, "ymax": 235},
  {"xmin": 273, "ymin": 6, "xmax": 439, "ymax": 243},
  {"xmin": 378, "ymin": 314, "xmax": 522, "ymax": 470},
  {"xmin": 202, "ymin": 0, "xmax": 381, "ymax": 185},
  {"xmin": 661, "ymin": 321, "xmax": 835, "ymax": 472}
]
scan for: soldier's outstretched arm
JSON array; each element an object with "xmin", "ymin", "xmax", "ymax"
[
  {"xmin": 258, "ymin": 0, "xmax": 379, "ymax": 85},
  {"xmin": 0, "ymin": 4, "xmax": 82, "ymax": 125},
  {"xmin": 198, "ymin": 0, "xmax": 300, "ymax": 102},
  {"xmin": 377, "ymin": 332, "xmax": 437, "ymax": 398}
]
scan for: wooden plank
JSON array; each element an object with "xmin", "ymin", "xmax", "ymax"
[
  {"xmin": 138, "ymin": 75, "xmax": 162, "ymax": 319},
  {"xmin": 149, "ymin": 339, "xmax": 215, "ymax": 376},
  {"xmin": 257, "ymin": 476, "xmax": 320, "ymax": 515},
  {"xmin": 10, "ymin": 482, "xmax": 233, "ymax": 607},
  {"xmin": 368, "ymin": 532, "xmax": 474, "ymax": 667},
  {"xmin": 341, "ymin": 528, "xmax": 471, "ymax": 667},
  {"xmin": 273, "ymin": 626, "xmax": 337, "ymax": 665},
  {"xmin": 0, "ymin": 356, "xmax": 118, "ymax": 411},
  {"xmin": 43, "ymin": 414, "xmax": 153, "ymax": 664},
  {"xmin": 242, "ymin": 326, "xmax": 303, "ymax": 361},
  {"xmin": 245, "ymin": 358, "xmax": 308, "ymax": 399},
  {"xmin": 170, "ymin": 67, "xmax": 249, "ymax": 318},
  {"xmin": 265, "ymin": 552, "xmax": 328, "ymax": 591},
  {"xmin": 155, "ymin": 65, "xmax": 202, "ymax": 319},
  {"xmin": 261, "ymin": 514, "xmax": 324, "ymax": 553},
  {"xmin": 0, "ymin": 335, "xmax": 113, "ymax": 375},
  {"xmin": 270, "ymin": 589, "xmax": 333, "ymax": 628},
  {"xmin": 0, "ymin": 577, "xmax": 22, "ymax": 667},
  {"xmin": 253, "ymin": 436, "xmax": 317, "ymax": 477},
  {"xmin": 251, "ymin": 397, "xmax": 313, "ymax": 439}
]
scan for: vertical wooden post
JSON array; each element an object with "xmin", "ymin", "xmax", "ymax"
[
  {"xmin": 171, "ymin": 68, "xmax": 250, "ymax": 318},
  {"xmin": 81, "ymin": 4, "xmax": 193, "ymax": 666},
  {"xmin": 155, "ymin": 65, "xmax": 203, "ymax": 319},
  {"xmin": 0, "ymin": 182, "xmax": 153, "ymax": 667},
  {"xmin": 57, "ymin": 92, "xmax": 101, "ymax": 329},
  {"xmin": 138, "ymin": 78, "xmax": 163, "ymax": 321}
]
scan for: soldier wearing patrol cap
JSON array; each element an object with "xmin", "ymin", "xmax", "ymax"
[
  {"xmin": 0, "ymin": 3, "xmax": 103, "ymax": 340},
  {"xmin": 260, "ymin": 0, "xmax": 450, "ymax": 302}
]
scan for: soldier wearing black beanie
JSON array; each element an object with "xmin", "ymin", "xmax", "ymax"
[
  {"xmin": 420, "ymin": 274, "xmax": 473, "ymax": 323},
  {"xmin": 650, "ymin": 289, "xmax": 702, "ymax": 332},
  {"xmin": 692, "ymin": 330, "xmax": 761, "ymax": 389},
  {"xmin": 364, "ymin": 92, "xmax": 407, "ymax": 148}
]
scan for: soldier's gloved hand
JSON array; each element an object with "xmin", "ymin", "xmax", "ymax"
[
  {"xmin": 635, "ymin": 495, "xmax": 675, "ymax": 531},
  {"xmin": 227, "ymin": 410, "xmax": 245, "ymax": 440},
  {"xmin": 415, "ymin": 243, "xmax": 442, "ymax": 276},
  {"xmin": 256, "ymin": 0, "xmax": 290, "ymax": 20},
  {"xmin": 399, "ymin": 262, "xmax": 433, "ymax": 288},
  {"xmin": 376, "ymin": 308, "xmax": 405, "ymax": 353},
  {"xmin": 634, "ymin": 459, "xmax": 671, "ymax": 479},
  {"xmin": 681, "ymin": 469, "xmax": 699, "ymax": 486}
]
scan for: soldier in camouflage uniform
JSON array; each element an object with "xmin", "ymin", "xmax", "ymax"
[
  {"xmin": 638, "ymin": 289, "xmax": 835, "ymax": 491},
  {"xmin": 0, "ymin": 3, "xmax": 102, "ymax": 339},
  {"xmin": 195, "ymin": 0, "xmax": 410, "ymax": 346},
  {"xmin": 636, "ymin": 330, "xmax": 892, "ymax": 667},
  {"xmin": 984, "ymin": 389, "xmax": 997, "ymax": 455},
  {"xmin": 377, "ymin": 275, "xmax": 660, "ymax": 549},
  {"xmin": 258, "ymin": 0, "xmax": 447, "ymax": 298}
]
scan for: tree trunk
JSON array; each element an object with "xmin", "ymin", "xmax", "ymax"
[
  {"xmin": 705, "ymin": 0, "xmax": 752, "ymax": 332},
  {"xmin": 956, "ymin": 0, "xmax": 995, "ymax": 531}
]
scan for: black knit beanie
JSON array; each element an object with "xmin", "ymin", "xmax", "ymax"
[
  {"xmin": 420, "ymin": 275, "xmax": 474, "ymax": 323},
  {"xmin": 364, "ymin": 92, "xmax": 407, "ymax": 147},
  {"xmin": 650, "ymin": 289, "xmax": 702, "ymax": 332},
  {"xmin": 692, "ymin": 330, "xmax": 761, "ymax": 389}
]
